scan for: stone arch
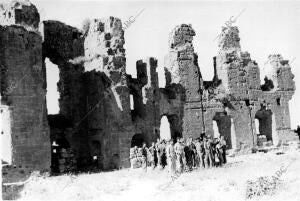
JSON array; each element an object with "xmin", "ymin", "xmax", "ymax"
[
  {"xmin": 131, "ymin": 134, "xmax": 144, "ymax": 147},
  {"xmin": 212, "ymin": 111, "xmax": 234, "ymax": 149},
  {"xmin": 159, "ymin": 115, "xmax": 171, "ymax": 140},
  {"xmin": 159, "ymin": 114, "xmax": 182, "ymax": 140},
  {"xmin": 255, "ymin": 105, "xmax": 274, "ymax": 143}
]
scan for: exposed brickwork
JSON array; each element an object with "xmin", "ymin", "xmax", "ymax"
[{"xmin": 1, "ymin": 0, "xmax": 298, "ymax": 182}]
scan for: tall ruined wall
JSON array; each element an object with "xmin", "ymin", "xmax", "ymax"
[
  {"xmin": 165, "ymin": 24, "xmax": 201, "ymax": 101},
  {"xmin": 214, "ymin": 25, "xmax": 297, "ymax": 150},
  {"xmin": 128, "ymin": 58, "xmax": 162, "ymax": 143},
  {"xmin": 1, "ymin": 0, "xmax": 297, "ymax": 177},
  {"xmin": 82, "ymin": 17, "xmax": 133, "ymax": 169},
  {"xmin": 162, "ymin": 24, "xmax": 297, "ymax": 151},
  {"xmin": 0, "ymin": 1, "xmax": 50, "ymax": 177},
  {"xmin": 164, "ymin": 24, "xmax": 202, "ymax": 139},
  {"xmin": 42, "ymin": 20, "xmax": 90, "ymax": 167}
]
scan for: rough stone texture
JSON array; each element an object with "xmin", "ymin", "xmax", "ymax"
[
  {"xmin": 82, "ymin": 17, "xmax": 133, "ymax": 169},
  {"xmin": 1, "ymin": 0, "xmax": 298, "ymax": 181},
  {"xmin": 0, "ymin": 0, "xmax": 40, "ymax": 32},
  {"xmin": 0, "ymin": 1, "xmax": 50, "ymax": 179}
]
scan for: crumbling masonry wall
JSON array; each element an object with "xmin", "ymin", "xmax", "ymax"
[
  {"xmin": 1, "ymin": 0, "xmax": 298, "ymax": 180},
  {"xmin": 0, "ymin": 1, "xmax": 50, "ymax": 181}
]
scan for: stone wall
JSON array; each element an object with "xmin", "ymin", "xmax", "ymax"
[
  {"xmin": 0, "ymin": 1, "xmax": 50, "ymax": 177},
  {"xmin": 1, "ymin": 0, "xmax": 298, "ymax": 181}
]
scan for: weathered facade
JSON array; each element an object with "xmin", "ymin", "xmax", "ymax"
[{"xmin": 1, "ymin": 0, "xmax": 298, "ymax": 178}]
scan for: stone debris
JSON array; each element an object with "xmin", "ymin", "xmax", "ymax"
[
  {"xmin": 246, "ymin": 176, "xmax": 282, "ymax": 199},
  {"xmin": 57, "ymin": 148, "xmax": 77, "ymax": 173}
]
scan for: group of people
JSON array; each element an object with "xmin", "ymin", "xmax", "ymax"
[{"xmin": 129, "ymin": 135, "xmax": 227, "ymax": 174}]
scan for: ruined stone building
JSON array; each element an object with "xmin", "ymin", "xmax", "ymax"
[{"xmin": 0, "ymin": 0, "xmax": 298, "ymax": 177}]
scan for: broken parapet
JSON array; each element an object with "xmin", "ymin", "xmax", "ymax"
[
  {"xmin": 1, "ymin": 0, "xmax": 298, "ymax": 178},
  {"xmin": 0, "ymin": 1, "xmax": 50, "ymax": 178},
  {"xmin": 134, "ymin": 58, "xmax": 160, "ymax": 142},
  {"xmin": 214, "ymin": 25, "xmax": 297, "ymax": 150},
  {"xmin": 0, "ymin": 0, "xmax": 40, "ymax": 32},
  {"xmin": 218, "ymin": 25, "xmax": 241, "ymax": 53},
  {"xmin": 164, "ymin": 24, "xmax": 203, "ymax": 139},
  {"xmin": 216, "ymin": 25, "xmax": 261, "ymax": 97},
  {"xmin": 137, "ymin": 58, "xmax": 159, "ymax": 104},
  {"xmin": 43, "ymin": 20, "xmax": 84, "ymax": 62},
  {"xmin": 84, "ymin": 17, "xmax": 128, "ymax": 110},
  {"xmin": 43, "ymin": 20, "xmax": 86, "ymax": 131},
  {"xmin": 84, "ymin": 17, "xmax": 125, "ymax": 75},
  {"xmin": 83, "ymin": 17, "xmax": 133, "ymax": 169},
  {"xmin": 164, "ymin": 24, "xmax": 201, "ymax": 102},
  {"xmin": 264, "ymin": 54, "xmax": 295, "ymax": 91}
]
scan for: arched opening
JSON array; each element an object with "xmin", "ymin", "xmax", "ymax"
[
  {"xmin": 212, "ymin": 120, "xmax": 220, "ymax": 138},
  {"xmin": 45, "ymin": 58, "xmax": 60, "ymax": 114},
  {"xmin": 159, "ymin": 114, "xmax": 182, "ymax": 141},
  {"xmin": 255, "ymin": 105, "xmax": 273, "ymax": 143},
  {"xmin": 213, "ymin": 112, "xmax": 233, "ymax": 149},
  {"xmin": 160, "ymin": 116, "xmax": 171, "ymax": 140},
  {"xmin": 131, "ymin": 134, "xmax": 144, "ymax": 147}
]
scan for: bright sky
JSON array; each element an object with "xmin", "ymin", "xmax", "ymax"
[{"xmin": 32, "ymin": 0, "xmax": 300, "ymax": 129}]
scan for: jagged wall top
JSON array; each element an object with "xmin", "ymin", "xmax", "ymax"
[
  {"xmin": 0, "ymin": 0, "xmax": 39, "ymax": 32},
  {"xmin": 218, "ymin": 26, "xmax": 241, "ymax": 52},
  {"xmin": 168, "ymin": 24, "xmax": 195, "ymax": 49},
  {"xmin": 83, "ymin": 17, "xmax": 125, "ymax": 73}
]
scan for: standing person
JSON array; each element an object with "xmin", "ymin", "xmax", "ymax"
[
  {"xmin": 220, "ymin": 136, "xmax": 227, "ymax": 164},
  {"xmin": 209, "ymin": 136, "xmax": 216, "ymax": 167},
  {"xmin": 195, "ymin": 138, "xmax": 205, "ymax": 168},
  {"xmin": 155, "ymin": 139, "xmax": 162, "ymax": 168},
  {"xmin": 130, "ymin": 146, "xmax": 138, "ymax": 169},
  {"xmin": 161, "ymin": 140, "xmax": 167, "ymax": 168},
  {"xmin": 180, "ymin": 138, "xmax": 187, "ymax": 169},
  {"xmin": 166, "ymin": 139, "xmax": 176, "ymax": 175},
  {"xmin": 141, "ymin": 143, "xmax": 148, "ymax": 171},
  {"xmin": 191, "ymin": 139, "xmax": 197, "ymax": 168},
  {"xmin": 215, "ymin": 139, "xmax": 224, "ymax": 166},
  {"xmin": 184, "ymin": 139, "xmax": 194, "ymax": 171},
  {"xmin": 174, "ymin": 137, "xmax": 184, "ymax": 173},
  {"xmin": 157, "ymin": 140, "xmax": 166, "ymax": 169},
  {"xmin": 148, "ymin": 142, "xmax": 157, "ymax": 168},
  {"xmin": 204, "ymin": 136, "xmax": 213, "ymax": 168}
]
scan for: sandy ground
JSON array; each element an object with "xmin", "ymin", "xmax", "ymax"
[{"xmin": 18, "ymin": 148, "xmax": 300, "ymax": 201}]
